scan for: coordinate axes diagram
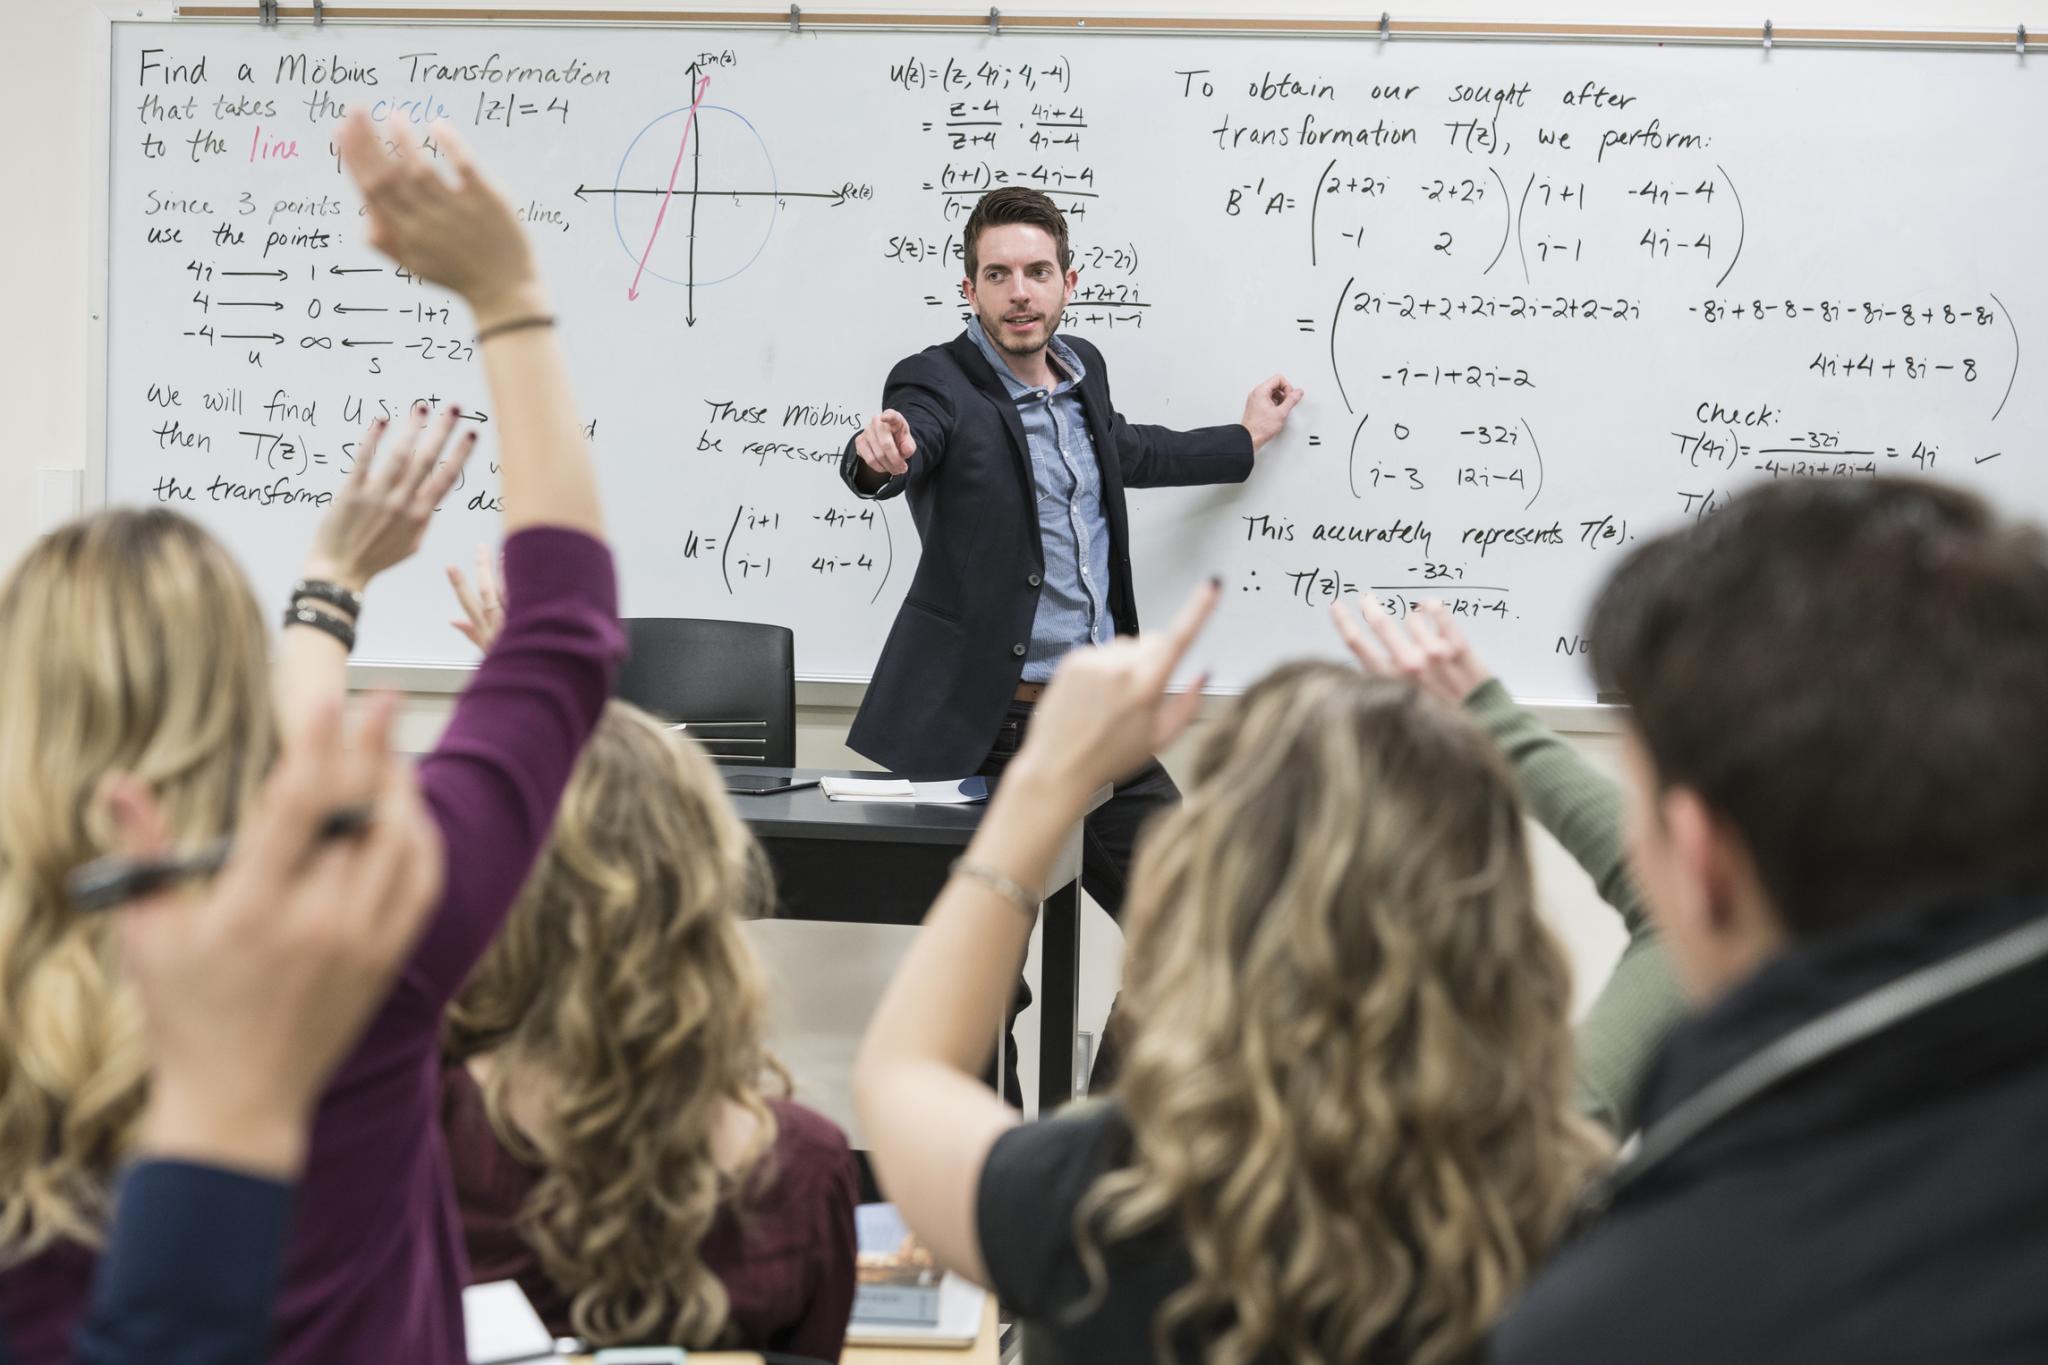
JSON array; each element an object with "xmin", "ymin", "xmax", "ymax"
[{"xmin": 587, "ymin": 66, "xmax": 871, "ymax": 324}]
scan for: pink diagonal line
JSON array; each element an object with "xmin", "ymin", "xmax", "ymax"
[{"xmin": 627, "ymin": 72, "xmax": 712, "ymax": 302}]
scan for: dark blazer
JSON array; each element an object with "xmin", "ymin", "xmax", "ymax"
[{"xmin": 840, "ymin": 332, "xmax": 1252, "ymax": 777}]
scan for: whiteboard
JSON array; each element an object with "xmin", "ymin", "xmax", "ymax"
[{"xmin": 101, "ymin": 19, "xmax": 2046, "ymax": 697}]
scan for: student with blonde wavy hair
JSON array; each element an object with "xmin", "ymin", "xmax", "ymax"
[
  {"xmin": 0, "ymin": 109, "xmax": 620, "ymax": 1364},
  {"xmin": 856, "ymin": 582, "xmax": 1607, "ymax": 1365},
  {"xmin": 440, "ymin": 569, "xmax": 856, "ymax": 1358}
]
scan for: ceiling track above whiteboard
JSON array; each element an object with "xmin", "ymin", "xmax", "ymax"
[{"xmin": 171, "ymin": 7, "xmax": 2037, "ymax": 54}]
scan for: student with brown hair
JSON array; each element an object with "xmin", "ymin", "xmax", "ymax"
[{"xmin": 1492, "ymin": 478, "xmax": 2048, "ymax": 1364}]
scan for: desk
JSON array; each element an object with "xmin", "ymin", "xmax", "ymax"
[
  {"xmin": 727, "ymin": 768, "xmax": 1099, "ymax": 1116},
  {"xmin": 841, "ymin": 1297, "xmax": 1001, "ymax": 1365},
  {"xmin": 567, "ymin": 1297, "xmax": 1000, "ymax": 1364}
]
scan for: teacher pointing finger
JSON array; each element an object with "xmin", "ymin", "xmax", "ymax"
[{"xmin": 836, "ymin": 185, "xmax": 1299, "ymax": 1099}]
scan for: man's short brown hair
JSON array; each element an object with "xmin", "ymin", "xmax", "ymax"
[
  {"xmin": 1589, "ymin": 477, "xmax": 2048, "ymax": 936},
  {"xmin": 962, "ymin": 187, "xmax": 1072, "ymax": 279}
]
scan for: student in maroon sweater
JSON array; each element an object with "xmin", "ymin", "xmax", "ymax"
[
  {"xmin": 437, "ymin": 601, "xmax": 856, "ymax": 1359},
  {"xmin": 0, "ymin": 110, "xmax": 619, "ymax": 1363}
]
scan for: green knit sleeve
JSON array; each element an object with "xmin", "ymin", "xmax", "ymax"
[{"xmin": 1461, "ymin": 680, "xmax": 1686, "ymax": 1135}]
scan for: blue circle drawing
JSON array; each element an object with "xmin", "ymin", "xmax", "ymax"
[{"xmin": 611, "ymin": 105, "xmax": 781, "ymax": 289}]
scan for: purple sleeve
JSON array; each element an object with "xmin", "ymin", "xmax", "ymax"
[
  {"xmin": 410, "ymin": 526, "xmax": 623, "ymax": 1003},
  {"xmin": 783, "ymin": 1142, "xmax": 859, "ymax": 1363}
]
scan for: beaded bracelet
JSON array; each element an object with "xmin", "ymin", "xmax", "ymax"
[
  {"xmin": 291, "ymin": 578, "xmax": 362, "ymax": 620},
  {"xmin": 283, "ymin": 605, "xmax": 356, "ymax": 653}
]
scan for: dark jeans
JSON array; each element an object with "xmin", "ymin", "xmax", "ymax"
[{"xmin": 978, "ymin": 700, "xmax": 1181, "ymax": 1105}]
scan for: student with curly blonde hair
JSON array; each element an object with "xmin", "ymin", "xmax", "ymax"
[
  {"xmin": 856, "ymin": 583, "xmax": 1607, "ymax": 1365},
  {"xmin": 0, "ymin": 110, "xmax": 620, "ymax": 1363},
  {"xmin": 440, "ymin": 698, "xmax": 857, "ymax": 1359}
]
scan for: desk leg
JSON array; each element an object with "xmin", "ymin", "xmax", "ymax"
[{"xmin": 1038, "ymin": 879, "xmax": 1080, "ymax": 1113}]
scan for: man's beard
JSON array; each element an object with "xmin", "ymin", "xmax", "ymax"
[{"xmin": 987, "ymin": 305, "xmax": 1063, "ymax": 355}]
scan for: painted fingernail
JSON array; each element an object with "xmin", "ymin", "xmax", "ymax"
[
  {"xmin": 414, "ymin": 401, "xmax": 428, "ymax": 414},
  {"xmin": 1208, "ymin": 574, "xmax": 1223, "ymax": 589}
]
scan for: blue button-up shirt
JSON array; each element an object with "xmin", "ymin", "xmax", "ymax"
[{"xmin": 966, "ymin": 317, "xmax": 1115, "ymax": 682}]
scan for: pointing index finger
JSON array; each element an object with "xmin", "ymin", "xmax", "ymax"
[
  {"xmin": 415, "ymin": 431, "xmax": 475, "ymax": 511},
  {"xmin": 1147, "ymin": 576, "xmax": 1222, "ymax": 688},
  {"xmin": 1360, "ymin": 594, "xmax": 1425, "ymax": 670},
  {"xmin": 1330, "ymin": 597, "xmax": 1375, "ymax": 664},
  {"xmin": 346, "ymin": 417, "xmax": 386, "ymax": 489}
]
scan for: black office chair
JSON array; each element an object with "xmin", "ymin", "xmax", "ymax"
[{"xmin": 615, "ymin": 618, "xmax": 797, "ymax": 768}]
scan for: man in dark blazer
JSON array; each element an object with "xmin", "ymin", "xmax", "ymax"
[{"xmin": 840, "ymin": 187, "xmax": 1299, "ymax": 1082}]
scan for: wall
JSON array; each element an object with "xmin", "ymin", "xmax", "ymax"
[{"xmin": 5, "ymin": 0, "xmax": 2039, "ymax": 1114}]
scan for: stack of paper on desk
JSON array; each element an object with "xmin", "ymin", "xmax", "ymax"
[
  {"xmin": 461, "ymin": 1281, "xmax": 556, "ymax": 1364},
  {"xmin": 819, "ymin": 776, "xmax": 990, "ymax": 805}
]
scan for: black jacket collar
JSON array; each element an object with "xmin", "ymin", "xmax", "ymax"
[
  {"xmin": 1624, "ymin": 883, "xmax": 2048, "ymax": 1197},
  {"xmin": 944, "ymin": 332, "xmax": 1032, "ymax": 487}
]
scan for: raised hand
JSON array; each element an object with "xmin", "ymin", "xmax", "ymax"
[
  {"xmin": 1013, "ymin": 577, "xmax": 1220, "ymax": 792},
  {"xmin": 1331, "ymin": 596, "xmax": 1494, "ymax": 706},
  {"xmin": 446, "ymin": 542, "xmax": 506, "ymax": 653},
  {"xmin": 1241, "ymin": 374, "xmax": 1305, "ymax": 452},
  {"xmin": 335, "ymin": 106, "xmax": 541, "ymax": 329},
  {"xmin": 304, "ymin": 402, "xmax": 474, "ymax": 593},
  {"xmin": 854, "ymin": 409, "xmax": 918, "ymax": 479}
]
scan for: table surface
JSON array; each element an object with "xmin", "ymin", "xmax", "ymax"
[
  {"xmin": 566, "ymin": 1297, "xmax": 1000, "ymax": 1364},
  {"xmin": 725, "ymin": 767, "xmax": 1109, "ymax": 841},
  {"xmin": 722, "ymin": 768, "xmax": 989, "ymax": 846}
]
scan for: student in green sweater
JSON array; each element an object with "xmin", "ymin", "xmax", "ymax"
[{"xmin": 1331, "ymin": 597, "xmax": 1683, "ymax": 1135}]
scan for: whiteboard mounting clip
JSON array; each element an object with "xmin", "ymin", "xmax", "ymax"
[
  {"xmin": 989, "ymin": 7, "xmax": 1000, "ymax": 36},
  {"xmin": 257, "ymin": 0, "xmax": 277, "ymax": 25},
  {"xmin": 1379, "ymin": 11, "xmax": 1391, "ymax": 40},
  {"xmin": 2019, "ymin": 25, "xmax": 2028, "ymax": 54},
  {"xmin": 311, "ymin": 0, "xmax": 324, "ymax": 24},
  {"xmin": 788, "ymin": 5, "xmax": 800, "ymax": 33},
  {"xmin": 1762, "ymin": 19, "xmax": 1773, "ymax": 50}
]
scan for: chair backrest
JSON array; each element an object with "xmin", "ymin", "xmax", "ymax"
[{"xmin": 615, "ymin": 618, "xmax": 797, "ymax": 768}]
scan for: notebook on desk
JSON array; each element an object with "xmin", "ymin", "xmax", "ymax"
[
  {"xmin": 845, "ymin": 1273, "xmax": 988, "ymax": 1348},
  {"xmin": 849, "ymin": 1203, "xmax": 987, "ymax": 1347},
  {"xmin": 819, "ymin": 777, "xmax": 989, "ymax": 805}
]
